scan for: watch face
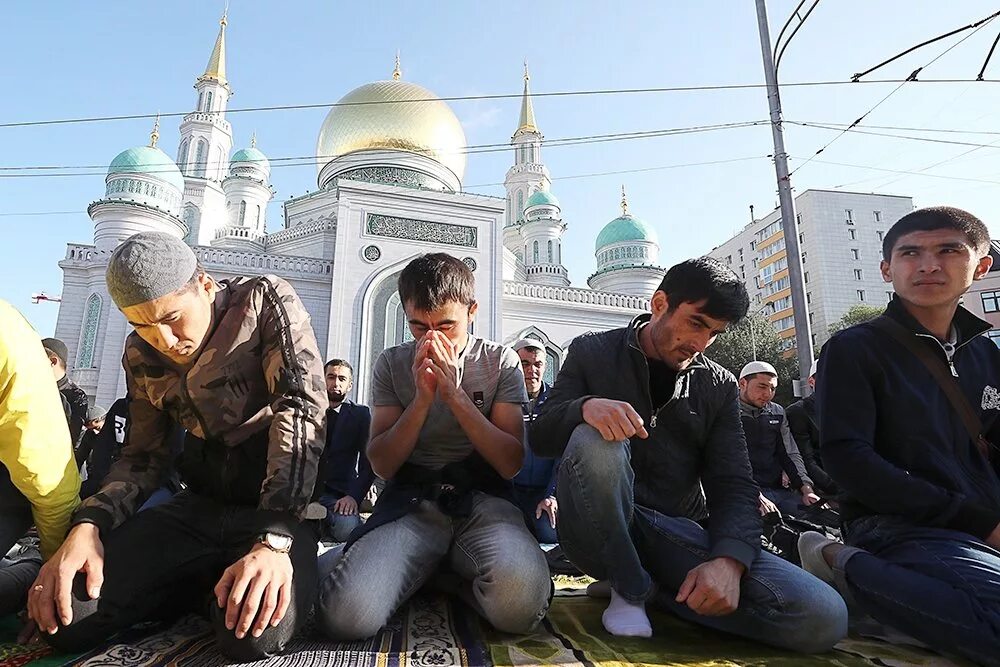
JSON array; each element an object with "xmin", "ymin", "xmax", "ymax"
[{"xmin": 265, "ymin": 533, "xmax": 292, "ymax": 550}]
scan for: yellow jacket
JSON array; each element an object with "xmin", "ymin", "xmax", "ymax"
[{"xmin": 0, "ymin": 300, "xmax": 80, "ymax": 559}]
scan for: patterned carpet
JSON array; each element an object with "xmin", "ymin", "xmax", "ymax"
[{"xmin": 1, "ymin": 584, "xmax": 968, "ymax": 667}]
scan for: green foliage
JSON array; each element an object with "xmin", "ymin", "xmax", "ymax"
[
  {"xmin": 829, "ymin": 304, "xmax": 885, "ymax": 335},
  {"xmin": 706, "ymin": 313, "xmax": 799, "ymax": 406}
]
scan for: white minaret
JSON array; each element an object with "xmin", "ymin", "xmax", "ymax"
[
  {"xmin": 214, "ymin": 133, "xmax": 273, "ymax": 251},
  {"xmin": 503, "ymin": 63, "xmax": 550, "ymax": 262},
  {"xmin": 521, "ymin": 184, "xmax": 569, "ymax": 285},
  {"xmin": 177, "ymin": 11, "xmax": 233, "ymax": 246}
]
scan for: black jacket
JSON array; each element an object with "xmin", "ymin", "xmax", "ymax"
[
  {"xmin": 786, "ymin": 395, "xmax": 838, "ymax": 495},
  {"xmin": 77, "ymin": 398, "xmax": 128, "ymax": 499},
  {"xmin": 318, "ymin": 400, "xmax": 375, "ymax": 504},
  {"xmin": 819, "ymin": 297, "xmax": 1000, "ymax": 537},
  {"xmin": 740, "ymin": 400, "xmax": 810, "ymax": 491},
  {"xmin": 58, "ymin": 375, "xmax": 89, "ymax": 446},
  {"xmin": 531, "ymin": 314, "xmax": 762, "ymax": 569}
]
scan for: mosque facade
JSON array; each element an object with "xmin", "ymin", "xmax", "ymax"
[{"xmin": 54, "ymin": 15, "xmax": 666, "ymax": 406}]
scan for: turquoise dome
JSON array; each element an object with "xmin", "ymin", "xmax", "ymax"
[
  {"xmin": 108, "ymin": 146, "xmax": 184, "ymax": 193},
  {"xmin": 232, "ymin": 146, "xmax": 270, "ymax": 169},
  {"xmin": 526, "ymin": 189, "xmax": 559, "ymax": 209},
  {"xmin": 595, "ymin": 214, "xmax": 658, "ymax": 252}
]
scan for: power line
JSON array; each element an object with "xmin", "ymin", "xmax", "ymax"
[
  {"xmin": 790, "ymin": 121, "xmax": 1000, "ymax": 150},
  {"xmin": 789, "ymin": 14, "xmax": 999, "ymax": 177},
  {"xmin": 2, "ymin": 79, "xmax": 999, "ymax": 130},
  {"xmin": 0, "ymin": 121, "xmax": 768, "ymax": 179},
  {"xmin": 789, "ymin": 156, "xmax": 1000, "ymax": 185},
  {"xmin": 0, "ymin": 156, "xmax": 773, "ymax": 218}
]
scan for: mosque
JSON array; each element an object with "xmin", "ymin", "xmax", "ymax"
[{"xmin": 53, "ymin": 14, "xmax": 665, "ymax": 406}]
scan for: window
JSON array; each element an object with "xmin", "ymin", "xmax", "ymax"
[
  {"xmin": 726, "ymin": 255, "xmax": 732, "ymax": 265},
  {"xmin": 194, "ymin": 140, "xmax": 207, "ymax": 178},
  {"xmin": 547, "ymin": 240, "xmax": 553, "ymax": 263},
  {"xmin": 752, "ymin": 258, "xmax": 758, "ymax": 268},
  {"xmin": 740, "ymin": 266, "xmax": 746, "ymax": 279},
  {"xmin": 886, "ymin": 291, "xmax": 894, "ymax": 303},
  {"xmin": 854, "ymin": 268, "xmax": 863, "ymax": 280},
  {"xmin": 774, "ymin": 315, "xmax": 795, "ymax": 331},
  {"xmin": 177, "ymin": 138, "xmax": 190, "ymax": 172},
  {"xmin": 517, "ymin": 191, "xmax": 524, "ymax": 220},
  {"xmin": 808, "ymin": 312, "xmax": 814, "ymax": 325},
  {"xmin": 197, "ymin": 92, "xmax": 204, "ymax": 111},
  {"xmin": 772, "ymin": 295, "xmax": 792, "ymax": 311},
  {"xmin": 988, "ymin": 331, "xmax": 1000, "ymax": 348},
  {"xmin": 750, "ymin": 240, "xmax": 757, "ymax": 250},
  {"xmin": 799, "ymin": 232, "xmax": 804, "ymax": 245},
  {"xmin": 848, "ymin": 228, "xmax": 856, "ymax": 240},
  {"xmin": 239, "ymin": 201, "xmax": 246, "ymax": 225},
  {"xmin": 874, "ymin": 210, "xmax": 882, "ymax": 222},
  {"xmin": 851, "ymin": 248, "xmax": 860, "ymax": 260},
  {"xmin": 532, "ymin": 240, "xmax": 539, "ymax": 264},
  {"xmin": 738, "ymin": 248, "xmax": 744, "ymax": 260},
  {"xmin": 256, "ymin": 205, "xmax": 262, "ymax": 227},
  {"xmin": 858, "ymin": 289, "xmax": 866, "ymax": 301},
  {"xmin": 77, "ymin": 293, "xmax": 102, "ymax": 368},
  {"xmin": 845, "ymin": 209, "xmax": 854, "ymax": 224},
  {"xmin": 876, "ymin": 230, "xmax": 885, "ymax": 242},
  {"xmin": 983, "ymin": 291, "xmax": 1000, "ymax": 313},
  {"xmin": 796, "ymin": 214, "xmax": 802, "ymax": 226},
  {"xmin": 804, "ymin": 271, "xmax": 809, "ymax": 283},
  {"xmin": 812, "ymin": 333, "xmax": 818, "ymax": 347},
  {"xmin": 206, "ymin": 91, "xmax": 214, "ymax": 112},
  {"xmin": 806, "ymin": 292, "xmax": 811, "ymax": 304}
]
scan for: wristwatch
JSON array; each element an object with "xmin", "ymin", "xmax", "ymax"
[{"xmin": 257, "ymin": 532, "xmax": 293, "ymax": 554}]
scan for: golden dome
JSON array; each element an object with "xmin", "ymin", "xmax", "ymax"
[{"xmin": 317, "ymin": 79, "xmax": 467, "ymax": 182}]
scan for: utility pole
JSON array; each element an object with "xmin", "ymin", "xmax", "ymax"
[{"xmin": 754, "ymin": 0, "xmax": 815, "ymax": 392}]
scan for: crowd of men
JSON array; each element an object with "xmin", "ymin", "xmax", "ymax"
[{"xmin": 1, "ymin": 205, "xmax": 999, "ymax": 664}]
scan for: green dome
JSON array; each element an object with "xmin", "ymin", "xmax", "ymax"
[
  {"xmin": 232, "ymin": 146, "xmax": 270, "ymax": 169},
  {"xmin": 595, "ymin": 214, "xmax": 658, "ymax": 252},
  {"xmin": 526, "ymin": 189, "xmax": 559, "ymax": 209},
  {"xmin": 108, "ymin": 146, "xmax": 184, "ymax": 193}
]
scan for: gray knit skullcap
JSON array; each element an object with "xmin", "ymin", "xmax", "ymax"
[
  {"xmin": 106, "ymin": 232, "xmax": 198, "ymax": 308},
  {"xmin": 86, "ymin": 404, "xmax": 108, "ymax": 422}
]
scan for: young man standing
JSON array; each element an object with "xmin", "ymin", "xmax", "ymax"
[
  {"xmin": 28, "ymin": 232, "xmax": 327, "ymax": 661},
  {"xmin": 510, "ymin": 339, "xmax": 560, "ymax": 544},
  {"xmin": 317, "ymin": 253, "xmax": 550, "ymax": 640},
  {"xmin": 801, "ymin": 207, "xmax": 1000, "ymax": 665},
  {"xmin": 41, "ymin": 338, "xmax": 89, "ymax": 446},
  {"xmin": 531, "ymin": 257, "xmax": 847, "ymax": 650},
  {"xmin": 316, "ymin": 359, "xmax": 374, "ymax": 542},
  {"xmin": 737, "ymin": 361, "xmax": 819, "ymax": 517}
]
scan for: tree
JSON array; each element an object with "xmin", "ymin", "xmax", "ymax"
[
  {"xmin": 828, "ymin": 304, "xmax": 884, "ymax": 336},
  {"xmin": 707, "ymin": 313, "xmax": 799, "ymax": 406}
]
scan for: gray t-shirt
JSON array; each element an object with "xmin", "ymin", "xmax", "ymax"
[{"xmin": 371, "ymin": 336, "xmax": 528, "ymax": 469}]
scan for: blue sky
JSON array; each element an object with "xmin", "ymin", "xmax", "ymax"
[{"xmin": 4, "ymin": 1, "xmax": 1000, "ymax": 335}]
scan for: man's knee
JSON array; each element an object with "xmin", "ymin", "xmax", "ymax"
[
  {"xmin": 476, "ymin": 544, "xmax": 552, "ymax": 634},
  {"xmin": 562, "ymin": 424, "xmax": 629, "ymax": 481},
  {"xmin": 41, "ymin": 577, "xmax": 110, "ymax": 653},
  {"xmin": 210, "ymin": 604, "xmax": 298, "ymax": 661},
  {"xmin": 775, "ymin": 582, "xmax": 849, "ymax": 653},
  {"xmin": 315, "ymin": 576, "xmax": 392, "ymax": 640}
]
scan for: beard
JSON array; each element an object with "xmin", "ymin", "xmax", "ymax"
[{"xmin": 328, "ymin": 390, "xmax": 346, "ymax": 403}]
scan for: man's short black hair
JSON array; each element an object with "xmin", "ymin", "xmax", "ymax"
[
  {"xmin": 398, "ymin": 253, "xmax": 475, "ymax": 312},
  {"xmin": 656, "ymin": 257, "xmax": 750, "ymax": 322},
  {"xmin": 324, "ymin": 359, "xmax": 353, "ymax": 374},
  {"xmin": 882, "ymin": 206, "xmax": 990, "ymax": 259}
]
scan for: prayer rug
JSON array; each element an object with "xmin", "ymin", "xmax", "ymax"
[{"xmin": 3, "ymin": 583, "xmax": 971, "ymax": 666}]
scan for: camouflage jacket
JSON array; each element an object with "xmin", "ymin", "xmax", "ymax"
[{"xmin": 74, "ymin": 275, "xmax": 328, "ymax": 538}]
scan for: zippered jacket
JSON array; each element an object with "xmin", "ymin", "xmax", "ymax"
[
  {"xmin": 739, "ymin": 400, "xmax": 811, "ymax": 490},
  {"xmin": 819, "ymin": 296, "xmax": 1000, "ymax": 537},
  {"xmin": 531, "ymin": 314, "xmax": 762, "ymax": 569},
  {"xmin": 0, "ymin": 300, "xmax": 80, "ymax": 559},
  {"xmin": 74, "ymin": 275, "xmax": 328, "ymax": 539}
]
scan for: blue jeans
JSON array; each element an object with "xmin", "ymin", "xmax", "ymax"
[
  {"xmin": 558, "ymin": 424, "xmax": 848, "ymax": 653},
  {"xmin": 761, "ymin": 487, "xmax": 806, "ymax": 518},
  {"xmin": 318, "ymin": 493, "xmax": 361, "ymax": 542},
  {"xmin": 512, "ymin": 485, "xmax": 559, "ymax": 544},
  {"xmin": 316, "ymin": 492, "xmax": 551, "ymax": 640},
  {"xmin": 837, "ymin": 515, "xmax": 1000, "ymax": 666}
]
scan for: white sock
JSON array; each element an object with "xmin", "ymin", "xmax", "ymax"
[{"xmin": 602, "ymin": 589, "xmax": 652, "ymax": 638}]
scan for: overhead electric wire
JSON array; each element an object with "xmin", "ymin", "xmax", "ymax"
[
  {"xmin": 789, "ymin": 156, "xmax": 1000, "ymax": 186},
  {"xmin": 789, "ymin": 14, "xmax": 999, "ymax": 178},
  {"xmin": 2, "ymin": 79, "xmax": 1000, "ymax": 130},
  {"xmin": 774, "ymin": 0, "xmax": 821, "ymax": 75},
  {"xmin": 790, "ymin": 120, "xmax": 1000, "ymax": 150},
  {"xmin": 0, "ymin": 121, "xmax": 768, "ymax": 179}
]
